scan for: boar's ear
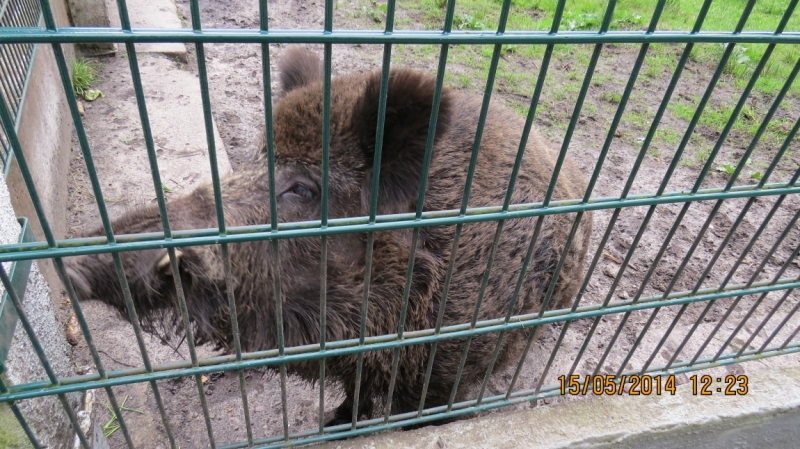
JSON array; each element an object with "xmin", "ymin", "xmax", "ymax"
[
  {"xmin": 154, "ymin": 249, "xmax": 183, "ymax": 277},
  {"xmin": 355, "ymin": 69, "xmax": 452, "ymax": 214},
  {"xmin": 278, "ymin": 46, "xmax": 323, "ymax": 94}
]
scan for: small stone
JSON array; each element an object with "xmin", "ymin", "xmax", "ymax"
[
  {"xmin": 255, "ymin": 406, "xmax": 265, "ymax": 412},
  {"xmin": 618, "ymin": 290, "xmax": 630, "ymax": 299},
  {"xmin": 603, "ymin": 265, "xmax": 617, "ymax": 279},
  {"xmin": 619, "ymin": 234, "xmax": 633, "ymax": 249}
]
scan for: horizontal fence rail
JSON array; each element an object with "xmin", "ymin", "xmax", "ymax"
[
  {"xmin": 0, "ymin": 29, "xmax": 799, "ymax": 44},
  {"xmin": 1, "ymin": 0, "xmax": 799, "ymax": 447}
]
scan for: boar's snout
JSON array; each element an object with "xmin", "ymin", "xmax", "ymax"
[
  {"xmin": 65, "ymin": 244, "xmax": 235, "ymax": 348},
  {"xmin": 64, "ymin": 248, "xmax": 185, "ymax": 313}
]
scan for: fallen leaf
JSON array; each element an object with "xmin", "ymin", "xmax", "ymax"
[{"xmin": 83, "ymin": 89, "xmax": 103, "ymax": 101}]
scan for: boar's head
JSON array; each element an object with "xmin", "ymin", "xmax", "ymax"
[{"xmin": 65, "ymin": 46, "xmax": 453, "ymax": 352}]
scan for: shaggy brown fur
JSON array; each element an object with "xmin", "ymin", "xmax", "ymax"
[{"xmin": 65, "ymin": 46, "xmax": 592, "ymax": 426}]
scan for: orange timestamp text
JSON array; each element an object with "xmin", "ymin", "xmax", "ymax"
[{"xmin": 558, "ymin": 374, "xmax": 677, "ymax": 396}]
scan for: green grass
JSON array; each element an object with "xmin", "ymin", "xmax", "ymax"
[
  {"xmin": 383, "ymin": 0, "xmax": 797, "ymax": 181},
  {"xmin": 72, "ymin": 57, "xmax": 99, "ymax": 98},
  {"xmin": 72, "ymin": 57, "xmax": 105, "ymax": 101},
  {"xmin": 405, "ymin": 0, "xmax": 799, "ymax": 97}
]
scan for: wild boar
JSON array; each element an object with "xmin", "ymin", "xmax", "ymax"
[{"xmin": 65, "ymin": 46, "xmax": 592, "ymax": 426}]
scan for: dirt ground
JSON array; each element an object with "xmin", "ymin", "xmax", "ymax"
[{"xmin": 57, "ymin": 0, "xmax": 800, "ymax": 448}]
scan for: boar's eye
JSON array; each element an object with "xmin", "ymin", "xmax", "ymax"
[{"xmin": 281, "ymin": 182, "xmax": 316, "ymax": 201}]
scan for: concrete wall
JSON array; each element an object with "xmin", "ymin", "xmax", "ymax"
[
  {"xmin": 1, "ymin": 170, "xmax": 76, "ymax": 448},
  {"xmin": 2, "ymin": 0, "xmax": 79, "ymax": 447},
  {"xmin": 5, "ymin": 0, "xmax": 75, "ymax": 302}
]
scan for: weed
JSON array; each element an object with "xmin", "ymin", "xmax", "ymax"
[
  {"xmin": 716, "ymin": 158, "xmax": 751, "ymax": 176},
  {"xmin": 72, "ymin": 58, "xmax": 103, "ymax": 101},
  {"xmin": 696, "ymin": 145, "xmax": 713, "ymax": 164},
  {"xmin": 709, "ymin": 43, "xmax": 754, "ymax": 77},
  {"xmin": 740, "ymin": 104, "xmax": 757, "ymax": 121},
  {"xmin": 613, "ymin": 13, "xmax": 644, "ymax": 30},
  {"xmin": 453, "ymin": 13, "xmax": 485, "ymax": 30},
  {"xmin": 716, "ymin": 163, "xmax": 737, "ymax": 175},
  {"xmin": 600, "ymin": 91, "xmax": 622, "ymax": 104},
  {"xmin": 163, "ymin": 185, "xmax": 173, "ymax": 194},
  {"xmin": 560, "ymin": 10, "xmax": 600, "ymax": 31},
  {"xmin": 103, "ymin": 396, "xmax": 143, "ymax": 439},
  {"xmin": 643, "ymin": 63, "xmax": 661, "ymax": 79},
  {"xmin": 361, "ymin": 1, "xmax": 386, "ymax": 24}
]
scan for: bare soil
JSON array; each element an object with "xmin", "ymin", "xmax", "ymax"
[{"xmin": 60, "ymin": 1, "xmax": 800, "ymax": 448}]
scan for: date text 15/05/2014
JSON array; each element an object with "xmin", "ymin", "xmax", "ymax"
[{"xmin": 558, "ymin": 374, "xmax": 749, "ymax": 396}]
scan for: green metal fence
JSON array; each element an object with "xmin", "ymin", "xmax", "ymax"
[
  {"xmin": 0, "ymin": 0, "xmax": 40, "ymax": 171},
  {"xmin": 0, "ymin": 0, "xmax": 799, "ymax": 447}
]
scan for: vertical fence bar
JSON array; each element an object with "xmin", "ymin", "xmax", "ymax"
[
  {"xmin": 444, "ymin": 0, "xmax": 517, "ymax": 411},
  {"xmin": 0, "ymin": 15, "xmax": 111, "ymax": 443},
  {"xmin": 351, "ymin": 0, "xmax": 396, "ymax": 427},
  {"xmin": 318, "ymin": 0, "xmax": 333, "ymax": 434},
  {"xmin": 257, "ymin": 0, "xmax": 291, "ymax": 441},
  {"xmin": 475, "ymin": 35, "xmax": 557, "ymax": 403},
  {"xmin": 501, "ymin": 0, "xmax": 570, "ymax": 399},
  {"xmin": 382, "ymin": 33, "xmax": 449, "ymax": 419},
  {"xmin": 187, "ymin": 0, "xmax": 255, "ymax": 442},
  {"xmin": 0, "ymin": 46, "xmax": 22, "ymax": 114},
  {"xmin": 504, "ymin": 0, "xmax": 620, "ymax": 396},
  {"xmin": 415, "ymin": 0, "xmax": 457, "ymax": 417}
]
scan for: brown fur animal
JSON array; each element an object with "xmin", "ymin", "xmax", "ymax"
[{"xmin": 66, "ymin": 46, "xmax": 592, "ymax": 426}]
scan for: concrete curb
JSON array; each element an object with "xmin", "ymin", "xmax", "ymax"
[
  {"xmin": 104, "ymin": 0, "xmax": 187, "ymax": 60},
  {"xmin": 320, "ymin": 365, "xmax": 800, "ymax": 449}
]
